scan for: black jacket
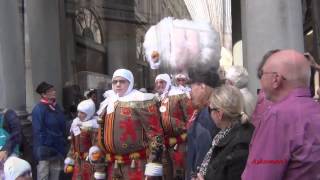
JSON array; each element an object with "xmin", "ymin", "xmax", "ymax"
[
  {"xmin": 186, "ymin": 107, "xmax": 219, "ymax": 180},
  {"xmin": 204, "ymin": 122, "xmax": 254, "ymax": 180}
]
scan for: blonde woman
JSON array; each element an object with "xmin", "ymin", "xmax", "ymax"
[{"xmin": 195, "ymin": 85, "xmax": 254, "ymax": 180}]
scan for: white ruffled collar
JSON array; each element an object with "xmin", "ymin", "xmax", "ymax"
[{"xmin": 98, "ymin": 89, "xmax": 156, "ymax": 115}]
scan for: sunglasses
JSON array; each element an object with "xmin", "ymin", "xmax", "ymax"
[
  {"xmin": 112, "ymin": 79, "xmax": 129, "ymax": 85},
  {"xmin": 176, "ymin": 78, "xmax": 186, "ymax": 82},
  {"xmin": 208, "ymin": 106, "xmax": 219, "ymax": 113}
]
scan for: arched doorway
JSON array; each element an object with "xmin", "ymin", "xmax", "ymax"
[{"xmin": 74, "ymin": 8, "xmax": 106, "ymax": 74}]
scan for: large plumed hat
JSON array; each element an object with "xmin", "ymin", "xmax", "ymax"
[
  {"xmin": 4, "ymin": 157, "xmax": 32, "ymax": 180},
  {"xmin": 188, "ymin": 64, "xmax": 221, "ymax": 88},
  {"xmin": 36, "ymin": 81, "xmax": 54, "ymax": 94}
]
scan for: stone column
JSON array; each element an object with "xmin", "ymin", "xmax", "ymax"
[
  {"xmin": 25, "ymin": 0, "xmax": 63, "ymax": 108},
  {"xmin": 241, "ymin": 0, "xmax": 304, "ymax": 94},
  {"xmin": 0, "ymin": 0, "xmax": 26, "ymax": 114}
]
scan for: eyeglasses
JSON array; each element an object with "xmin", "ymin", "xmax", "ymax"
[
  {"xmin": 176, "ymin": 78, "xmax": 186, "ymax": 82},
  {"xmin": 156, "ymin": 80, "xmax": 167, "ymax": 84},
  {"xmin": 208, "ymin": 106, "xmax": 219, "ymax": 113},
  {"xmin": 257, "ymin": 70, "xmax": 286, "ymax": 80},
  {"xmin": 112, "ymin": 79, "xmax": 129, "ymax": 85}
]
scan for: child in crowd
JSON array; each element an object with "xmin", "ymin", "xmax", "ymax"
[
  {"xmin": 64, "ymin": 99, "xmax": 99, "ymax": 180},
  {"xmin": 4, "ymin": 156, "xmax": 32, "ymax": 180}
]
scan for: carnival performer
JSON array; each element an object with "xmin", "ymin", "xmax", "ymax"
[
  {"xmin": 154, "ymin": 73, "xmax": 194, "ymax": 179},
  {"xmin": 174, "ymin": 73, "xmax": 191, "ymax": 94},
  {"xmin": 89, "ymin": 69, "xmax": 164, "ymax": 180},
  {"xmin": 63, "ymin": 99, "xmax": 99, "ymax": 180}
]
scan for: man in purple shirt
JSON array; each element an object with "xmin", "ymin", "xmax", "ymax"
[
  {"xmin": 250, "ymin": 49, "xmax": 279, "ymax": 127},
  {"xmin": 242, "ymin": 49, "xmax": 320, "ymax": 180}
]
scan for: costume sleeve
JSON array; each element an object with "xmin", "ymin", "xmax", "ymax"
[
  {"xmin": 2, "ymin": 110, "xmax": 22, "ymax": 155},
  {"xmin": 96, "ymin": 113, "xmax": 107, "ymax": 152},
  {"xmin": 66, "ymin": 133, "xmax": 75, "ymax": 159},
  {"xmin": 137, "ymin": 100, "xmax": 164, "ymax": 163},
  {"xmin": 90, "ymin": 128, "xmax": 97, "ymax": 142},
  {"xmin": 179, "ymin": 94, "xmax": 195, "ymax": 123},
  {"xmin": 90, "ymin": 129, "xmax": 99, "ymax": 152}
]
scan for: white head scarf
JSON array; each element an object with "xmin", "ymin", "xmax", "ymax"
[
  {"xmin": 77, "ymin": 99, "xmax": 95, "ymax": 121},
  {"xmin": 155, "ymin": 74, "xmax": 171, "ymax": 95},
  {"xmin": 4, "ymin": 157, "xmax": 32, "ymax": 180},
  {"xmin": 70, "ymin": 99, "xmax": 98, "ymax": 133},
  {"xmin": 112, "ymin": 69, "xmax": 134, "ymax": 97},
  {"xmin": 226, "ymin": 66, "xmax": 249, "ymax": 89}
]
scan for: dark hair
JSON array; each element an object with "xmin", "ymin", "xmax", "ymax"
[
  {"xmin": 257, "ymin": 49, "xmax": 281, "ymax": 79},
  {"xmin": 188, "ymin": 64, "xmax": 221, "ymax": 88},
  {"xmin": 86, "ymin": 88, "xmax": 97, "ymax": 99},
  {"xmin": 36, "ymin": 81, "xmax": 54, "ymax": 94}
]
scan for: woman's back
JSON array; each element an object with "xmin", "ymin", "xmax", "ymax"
[{"xmin": 204, "ymin": 122, "xmax": 254, "ymax": 180}]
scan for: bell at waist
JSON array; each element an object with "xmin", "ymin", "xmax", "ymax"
[
  {"xmin": 104, "ymin": 136, "xmax": 148, "ymax": 155},
  {"xmin": 105, "ymin": 148, "xmax": 148, "ymax": 165}
]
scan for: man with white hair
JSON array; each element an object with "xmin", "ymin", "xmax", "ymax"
[
  {"xmin": 226, "ymin": 66, "xmax": 256, "ymax": 116},
  {"xmin": 154, "ymin": 73, "xmax": 194, "ymax": 179},
  {"xmin": 242, "ymin": 49, "xmax": 320, "ymax": 180},
  {"xmin": 89, "ymin": 69, "xmax": 164, "ymax": 179}
]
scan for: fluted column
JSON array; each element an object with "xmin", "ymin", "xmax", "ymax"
[
  {"xmin": 241, "ymin": 0, "xmax": 304, "ymax": 94},
  {"xmin": 25, "ymin": 0, "xmax": 63, "ymax": 108},
  {"xmin": 0, "ymin": 0, "xmax": 26, "ymax": 114}
]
